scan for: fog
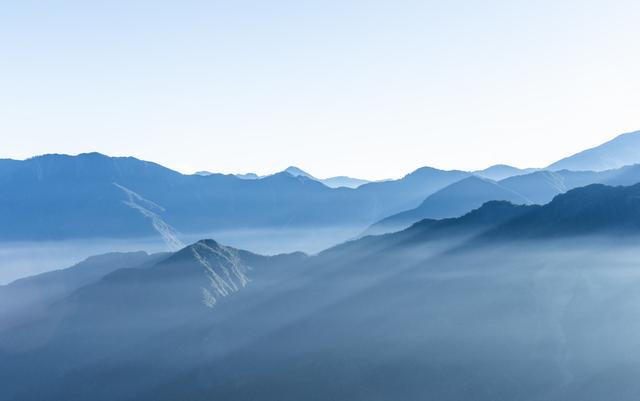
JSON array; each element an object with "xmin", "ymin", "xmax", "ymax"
[
  {"xmin": 4, "ymin": 235, "xmax": 640, "ymax": 400},
  {"xmin": 182, "ymin": 225, "xmax": 365, "ymax": 255},
  {"xmin": 0, "ymin": 237, "xmax": 168, "ymax": 285},
  {"xmin": 0, "ymin": 225, "xmax": 363, "ymax": 285}
]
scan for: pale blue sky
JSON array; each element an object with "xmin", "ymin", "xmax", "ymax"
[{"xmin": 2, "ymin": 0, "xmax": 639, "ymax": 179}]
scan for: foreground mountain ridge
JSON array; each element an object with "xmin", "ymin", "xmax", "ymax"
[{"xmin": 4, "ymin": 181, "xmax": 640, "ymax": 401}]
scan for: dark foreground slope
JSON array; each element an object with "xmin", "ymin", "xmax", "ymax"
[
  {"xmin": 0, "ymin": 240, "xmax": 307, "ymax": 401},
  {"xmin": 4, "ymin": 184, "xmax": 640, "ymax": 401},
  {"xmin": 482, "ymin": 183, "xmax": 640, "ymax": 239},
  {"xmin": 0, "ymin": 251, "xmax": 169, "ymax": 332}
]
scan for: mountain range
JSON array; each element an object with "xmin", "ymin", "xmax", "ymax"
[
  {"xmin": 282, "ymin": 166, "xmax": 372, "ymax": 189},
  {"xmin": 197, "ymin": 166, "xmax": 371, "ymax": 188},
  {"xmin": 0, "ymin": 153, "xmax": 470, "ymax": 244},
  {"xmin": 2, "ymin": 130, "xmax": 640, "ymax": 260},
  {"xmin": 366, "ymin": 163, "xmax": 640, "ymax": 235},
  {"xmin": 472, "ymin": 164, "xmax": 538, "ymax": 180},
  {"xmin": 4, "ymin": 182, "xmax": 640, "ymax": 400}
]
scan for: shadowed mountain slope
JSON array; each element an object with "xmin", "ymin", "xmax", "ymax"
[
  {"xmin": 0, "ymin": 251, "xmax": 169, "ymax": 332},
  {"xmin": 365, "ymin": 176, "xmax": 530, "ymax": 235},
  {"xmin": 368, "ymin": 164, "xmax": 640, "ymax": 235},
  {"xmin": 4, "ymin": 183, "xmax": 640, "ymax": 401},
  {"xmin": 481, "ymin": 183, "xmax": 640, "ymax": 240}
]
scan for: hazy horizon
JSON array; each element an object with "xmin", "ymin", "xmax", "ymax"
[
  {"xmin": 2, "ymin": 128, "xmax": 639, "ymax": 181},
  {"xmin": 3, "ymin": 1, "xmax": 640, "ymax": 180}
]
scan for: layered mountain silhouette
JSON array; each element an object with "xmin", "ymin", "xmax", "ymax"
[
  {"xmin": 235, "ymin": 172, "xmax": 260, "ymax": 179},
  {"xmin": 368, "ymin": 163, "xmax": 640, "ymax": 235},
  {"xmin": 282, "ymin": 166, "xmax": 371, "ymax": 188},
  {"xmin": 0, "ymin": 153, "xmax": 468, "ymax": 244},
  {"xmin": 460, "ymin": 130, "xmax": 640, "ymax": 180},
  {"xmin": 365, "ymin": 176, "xmax": 530, "ymax": 235},
  {"xmin": 2, "ymin": 130, "xmax": 639, "ymax": 247},
  {"xmin": 201, "ymin": 166, "xmax": 372, "ymax": 188},
  {"xmin": 481, "ymin": 183, "xmax": 640, "ymax": 239},
  {"xmin": 4, "ymin": 182, "xmax": 640, "ymax": 401},
  {"xmin": 356, "ymin": 182, "xmax": 640, "ymax": 250}
]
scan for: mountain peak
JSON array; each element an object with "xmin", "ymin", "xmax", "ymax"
[
  {"xmin": 473, "ymin": 165, "xmax": 538, "ymax": 181},
  {"xmin": 193, "ymin": 238, "xmax": 221, "ymax": 248},
  {"xmin": 168, "ymin": 239, "xmax": 224, "ymax": 259},
  {"xmin": 403, "ymin": 166, "xmax": 443, "ymax": 178},
  {"xmin": 27, "ymin": 151, "xmax": 114, "ymax": 162},
  {"xmin": 159, "ymin": 239, "xmax": 250, "ymax": 307},
  {"xmin": 283, "ymin": 166, "xmax": 315, "ymax": 179},
  {"xmin": 77, "ymin": 151, "xmax": 110, "ymax": 158}
]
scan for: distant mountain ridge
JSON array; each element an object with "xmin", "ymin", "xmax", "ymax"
[
  {"xmin": 366, "ymin": 163, "xmax": 640, "ymax": 235},
  {"xmin": 481, "ymin": 183, "xmax": 640, "ymax": 239},
  {"xmin": 547, "ymin": 130, "xmax": 640, "ymax": 171},
  {"xmin": 356, "ymin": 181, "xmax": 640, "ymax": 255},
  {"xmin": 281, "ymin": 166, "xmax": 371, "ymax": 188},
  {"xmin": 0, "ymin": 153, "xmax": 470, "ymax": 244},
  {"xmin": 473, "ymin": 164, "xmax": 538, "ymax": 180},
  {"xmin": 365, "ymin": 176, "xmax": 530, "ymax": 235},
  {"xmin": 3, "ymin": 129, "xmax": 640, "ymax": 245},
  {"xmin": 198, "ymin": 165, "xmax": 372, "ymax": 188}
]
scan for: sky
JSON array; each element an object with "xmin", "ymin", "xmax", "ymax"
[{"xmin": 1, "ymin": 0, "xmax": 639, "ymax": 180}]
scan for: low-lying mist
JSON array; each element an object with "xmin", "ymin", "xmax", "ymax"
[
  {"xmin": 0, "ymin": 237, "xmax": 168, "ymax": 285},
  {"xmin": 4, "ymin": 235, "xmax": 640, "ymax": 400},
  {"xmin": 182, "ymin": 225, "xmax": 365, "ymax": 255},
  {"xmin": 0, "ymin": 225, "xmax": 363, "ymax": 285}
]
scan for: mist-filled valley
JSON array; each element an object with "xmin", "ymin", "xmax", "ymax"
[
  {"xmin": 4, "ymin": 131, "xmax": 640, "ymax": 400},
  {"xmin": 4, "ymin": 234, "xmax": 640, "ymax": 400},
  {"xmin": 0, "ymin": 225, "xmax": 364, "ymax": 285}
]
